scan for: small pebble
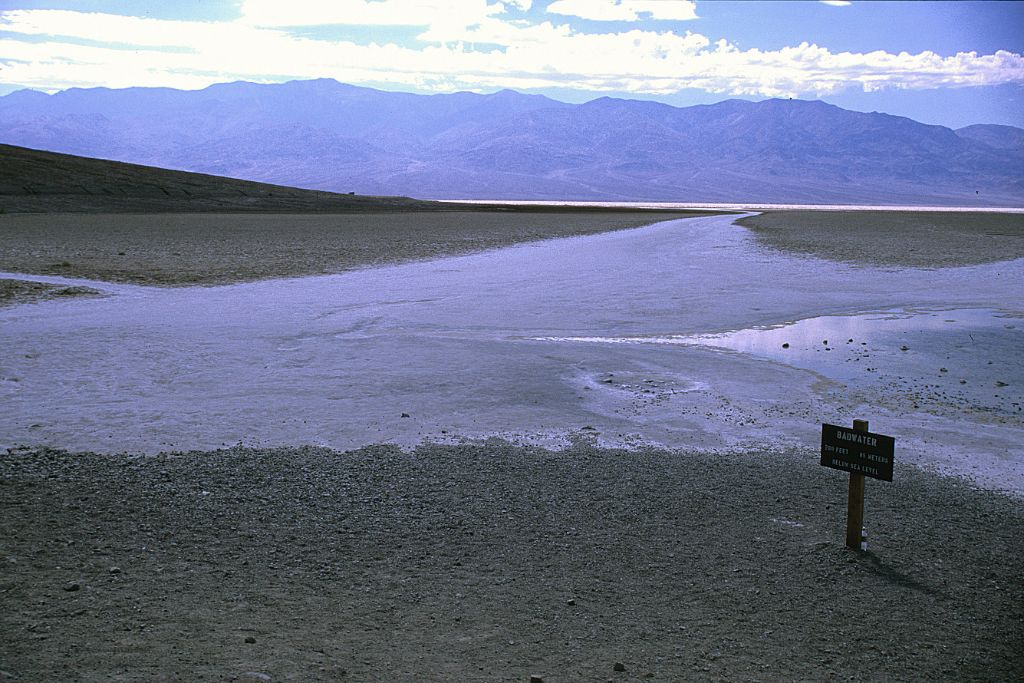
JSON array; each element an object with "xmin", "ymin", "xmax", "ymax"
[
  {"xmin": 530, "ymin": 676, "xmax": 545, "ymax": 683},
  {"xmin": 244, "ymin": 636, "xmax": 256, "ymax": 644},
  {"xmin": 63, "ymin": 582, "xmax": 80, "ymax": 592},
  {"xmin": 566, "ymin": 598, "xmax": 576, "ymax": 606},
  {"xmin": 781, "ymin": 343, "xmax": 789, "ymax": 349},
  {"xmin": 400, "ymin": 413, "xmax": 410, "ymax": 418},
  {"xmin": 614, "ymin": 662, "xmax": 626, "ymax": 672}
]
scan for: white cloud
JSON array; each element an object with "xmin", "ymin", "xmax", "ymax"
[
  {"xmin": 0, "ymin": 7, "xmax": 1021, "ymax": 99},
  {"xmin": 0, "ymin": 9, "xmax": 269, "ymax": 49},
  {"xmin": 546, "ymin": 0, "xmax": 698, "ymax": 21},
  {"xmin": 820, "ymin": 1, "xmax": 852, "ymax": 6},
  {"xmin": 239, "ymin": 0, "xmax": 506, "ymax": 27}
]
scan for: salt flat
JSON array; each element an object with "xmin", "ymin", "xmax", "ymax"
[{"xmin": 1, "ymin": 213, "xmax": 1021, "ymax": 493}]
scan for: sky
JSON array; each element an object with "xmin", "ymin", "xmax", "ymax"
[{"xmin": 0, "ymin": 0, "xmax": 1022, "ymax": 128}]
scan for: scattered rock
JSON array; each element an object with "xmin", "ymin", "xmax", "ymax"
[
  {"xmin": 529, "ymin": 676, "xmax": 545, "ymax": 683},
  {"xmin": 822, "ymin": 340, "xmax": 828, "ymax": 345},
  {"xmin": 63, "ymin": 582, "xmax": 80, "ymax": 592},
  {"xmin": 400, "ymin": 413, "xmax": 410, "ymax": 418},
  {"xmin": 939, "ymin": 368, "xmax": 948, "ymax": 373},
  {"xmin": 781, "ymin": 343, "xmax": 789, "ymax": 349},
  {"xmin": 996, "ymin": 381, "xmax": 1008, "ymax": 387},
  {"xmin": 614, "ymin": 662, "xmax": 626, "ymax": 672},
  {"xmin": 3, "ymin": 441, "xmax": 1022, "ymax": 680},
  {"xmin": 109, "ymin": 566, "xmax": 121, "ymax": 574},
  {"xmin": 900, "ymin": 345, "xmax": 909, "ymax": 351}
]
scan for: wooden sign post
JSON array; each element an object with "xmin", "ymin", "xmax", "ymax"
[
  {"xmin": 845, "ymin": 420, "xmax": 869, "ymax": 550},
  {"xmin": 820, "ymin": 420, "xmax": 895, "ymax": 551}
]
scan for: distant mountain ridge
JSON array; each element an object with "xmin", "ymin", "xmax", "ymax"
[{"xmin": 2, "ymin": 79, "xmax": 1022, "ymax": 206}]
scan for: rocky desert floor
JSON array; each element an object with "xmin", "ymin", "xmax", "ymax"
[
  {"xmin": 2, "ymin": 443, "xmax": 1022, "ymax": 682},
  {"xmin": 736, "ymin": 210, "xmax": 1024, "ymax": 268}
]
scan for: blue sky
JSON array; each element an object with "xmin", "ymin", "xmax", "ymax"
[{"xmin": 1, "ymin": 1, "xmax": 1022, "ymax": 128}]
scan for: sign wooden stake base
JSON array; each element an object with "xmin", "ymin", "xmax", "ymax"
[{"xmin": 845, "ymin": 419, "xmax": 869, "ymax": 551}]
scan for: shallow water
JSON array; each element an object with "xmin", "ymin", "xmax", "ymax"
[
  {"xmin": 537, "ymin": 307, "xmax": 1021, "ymax": 386},
  {"xmin": 1, "ymin": 214, "xmax": 1022, "ymax": 493}
]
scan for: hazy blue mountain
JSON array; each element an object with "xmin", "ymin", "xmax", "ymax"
[
  {"xmin": 956, "ymin": 124, "xmax": 1024, "ymax": 154},
  {"xmin": 2, "ymin": 78, "xmax": 1021, "ymax": 205}
]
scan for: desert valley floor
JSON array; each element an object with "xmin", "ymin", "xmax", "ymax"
[{"xmin": 1, "ymin": 209, "xmax": 1022, "ymax": 681}]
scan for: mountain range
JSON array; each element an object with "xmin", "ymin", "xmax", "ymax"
[{"xmin": 2, "ymin": 78, "xmax": 1022, "ymax": 206}]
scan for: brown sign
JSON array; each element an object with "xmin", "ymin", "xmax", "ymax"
[{"xmin": 820, "ymin": 423, "xmax": 895, "ymax": 482}]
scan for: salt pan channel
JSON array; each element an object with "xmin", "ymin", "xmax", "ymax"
[{"xmin": 2, "ymin": 214, "xmax": 1021, "ymax": 494}]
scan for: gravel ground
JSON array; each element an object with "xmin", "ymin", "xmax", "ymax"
[
  {"xmin": 2, "ymin": 443, "xmax": 1021, "ymax": 682},
  {"xmin": 736, "ymin": 211, "xmax": 1024, "ymax": 267},
  {"xmin": 0, "ymin": 279, "xmax": 102, "ymax": 308},
  {"xmin": 0, "ymin": 211, "xmax": 710, "ymax": 290}
]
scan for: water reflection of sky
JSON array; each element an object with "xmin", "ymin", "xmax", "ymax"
[
  {"xmin": 682, "ymin": 308, "xmax": 1013, "ymax": 357},
  {"xmin": 535, "ymin": 308, "xmax": 1022, "ymax": 386}
]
